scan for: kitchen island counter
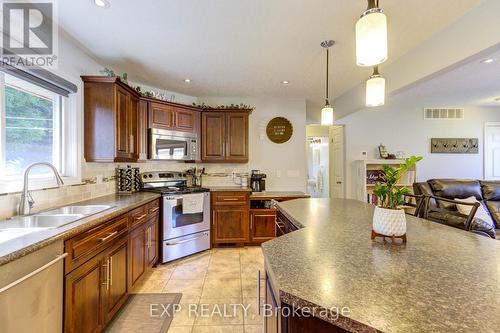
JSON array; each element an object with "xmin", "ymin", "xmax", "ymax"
[{"xmin": 262, "ymin": 198, "xmax": 500, "ymax": 333}]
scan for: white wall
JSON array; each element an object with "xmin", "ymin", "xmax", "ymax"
[
  {"xmin": 199, "ymin": 97, "xmax": 307, "ymax": 191},
  {"xmin": 338, "ymin": 105, "xmax": 500, "ymax": 199}
]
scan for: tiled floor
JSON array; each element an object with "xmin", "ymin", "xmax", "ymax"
[{"xmin": 132, "ymin": 247, "xmax": 266, "ymax": 333}]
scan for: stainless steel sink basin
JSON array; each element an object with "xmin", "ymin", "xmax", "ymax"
[
  {"xmin": 1, "ymin": 214, "xmax": 86, "ymax": 229},
  {"xmin": 41, "ymin": 205, "xmax": 112, "ymax": 216}
]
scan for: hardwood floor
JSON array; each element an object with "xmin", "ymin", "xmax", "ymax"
[{"xmin": 130, "ymin": 246, "xmax": 265, "ymax": 333}]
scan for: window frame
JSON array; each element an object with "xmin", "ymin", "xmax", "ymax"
[{"xmin": 0, "ymin": 72, "xmax": 81, "ymax": 193}]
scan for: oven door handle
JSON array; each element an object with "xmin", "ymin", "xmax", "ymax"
[{"xmin": 165, "ymin": 233, "xmax": 208, "ymax": 246}]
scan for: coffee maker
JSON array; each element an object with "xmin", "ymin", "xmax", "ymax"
[{"xmin": 250, "ymin": 170, "xmax": 266, "ymax": 192}]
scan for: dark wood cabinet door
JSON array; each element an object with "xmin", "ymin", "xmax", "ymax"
[
  {"xmin": 250, "ymin": 209, "xmax": 276, "ymax": 243},
  {"xmin": 146, "ymin": 216, "xmax": 159, "ymax": 268},
  {"xmin": 202, "ymin": 112, "xmax": 226, "ymax": 161},
  {"xmin": 64, "ymin": 253, "xmax": 104, "ymax": 333},
  {"xmin": 128, "ymin": 225, "xmax": 146, "ymax": 289},
  {"xmin": 175, "ymin": 108, "xmax": 195, "ymax": 132},
  {"xmin": 103, "ymin": 238, "xmax": 128, "ymax": 323},
  {"xmin": 115, "ymin": 87, "xmax": 130, "ymax": 159},
  {"xmin": 149, "ymin": 102, "xmax": 174, "ymax": 129},
  {"xmin": 225, "ymin": 113, "xmax": 249, "ymax": 162},
  {"xmin": 213, "ymin": 205, "xmax": 249, "ymax": 243},
  {"xmin": 137, "ymin": 99, "xmax": 149, "ymax": 161},
  {"xmin": 128, "ymin": 93, "xmax": 139, "ymax": 160}
]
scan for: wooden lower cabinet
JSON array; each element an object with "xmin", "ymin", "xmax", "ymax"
[
  {"xmin": 64, "ymin": 252, "xmax": 105, "ymax": 333},
  {"xmin": 128, "ymin": 225, "xmax": 146, "ymax": 289},
  {"xmin": 250, "ymin": 209, "xmax": 276, "ymax": 243},
  {"xmin": 146, "ymin": 217, "xmax": 159, "ymax": 267},
  {"xmin": 64, "ymin": 198, "xmax": 160, "ymax": 333},
  {"xmin": 212, "ymin": 205, "xmax": 249, "ymax": 244},
  {"xmin": 102, "ymin": 238, "xmax": 128, "ymax": 323}
]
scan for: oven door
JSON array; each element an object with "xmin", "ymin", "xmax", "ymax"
[{"xmin": 163, "ymin": 192, "xmax": 210, "ymax": 240}]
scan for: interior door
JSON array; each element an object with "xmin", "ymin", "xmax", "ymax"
[
  {"xmin": 485, "ymin": 123, "xmax": 500, "ymax": 180},
  {"xmin": 330, "ymin": 125, "xmax": 345, "ymax": 198}
]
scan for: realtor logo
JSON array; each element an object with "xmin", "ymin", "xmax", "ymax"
[{"xmin": 1, "ymin": 0, "xmax": 58, "ymax": 68}]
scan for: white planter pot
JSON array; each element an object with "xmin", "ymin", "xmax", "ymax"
[{"xmin": 372, "ymin": 206, "xmax": 407, "ymax": 237}]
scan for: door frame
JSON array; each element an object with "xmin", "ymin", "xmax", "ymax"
[
  {"xmin": 329, "ymin": 125, "xmax": 346, "ymax": 198},
  {"xmin": 484, "ymin": 122, "xmax": 500, "ymax": 180}
]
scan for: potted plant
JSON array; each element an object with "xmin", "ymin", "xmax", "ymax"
[{"xmin": 372, "ymin": 156, "xmax": 423, "ymax": 241}]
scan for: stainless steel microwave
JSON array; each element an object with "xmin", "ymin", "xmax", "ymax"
[{"xmin": 149, "ymin": 128, "xmax": 198, "ymax": 161}]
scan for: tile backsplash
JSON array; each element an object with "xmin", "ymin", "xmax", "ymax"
[{"xmin": 0, "ymin": 161, "xmax": 251, "ymax": 220}]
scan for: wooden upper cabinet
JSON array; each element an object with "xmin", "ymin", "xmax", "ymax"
[
  {"xmin": 149, "ymin": 102, "xmax": 174, "ymax": 129},
  {"xmin": 202, "ymin": 111, "xmax": 250, "ymax": 163},
  {"xmin": 202, "ymin": 112, "xmax": 226, "ymax": 161},
  {"xmin": 226, "ymin": 113, "xmax": 248, "ymax": 162},
  {"xmin": 82, "ymin": 76, "xmax": 140, "ymax": 162},
  {"xmin": 175, "ymin": 108, "xmax": 196, "ymax": 131},
  {"xmin": 137, "ymin": 100, "xmax": 149, "ymax": 162}
]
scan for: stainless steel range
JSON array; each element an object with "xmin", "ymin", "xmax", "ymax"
[{"xmin": 141, "ymin": 171, "xmax": 210, "ymax": 263}]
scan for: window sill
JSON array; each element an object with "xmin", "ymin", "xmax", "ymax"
[{"xmin": 0, "ymin": 177, "xmax": 83, "ymax": 196}]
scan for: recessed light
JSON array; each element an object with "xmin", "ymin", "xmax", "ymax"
[
  {"xmin": 184, "ymin": 79, "xmax": 191, "ymax": 83},
  {"xmin": 480, "ymin": 58, "xmax": 496, "ymax": 64},
  {"xmin": 495, "ymin": 97, "xmax": 500, "ymax": 103},
  {"xmin": 281, "ymin": 80, "xmax": 290, "ymax": 85},
  {"xmin": 93, "ymin": 0, "xmax": 110, "ymax": 8}
]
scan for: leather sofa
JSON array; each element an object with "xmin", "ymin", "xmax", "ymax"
[{"xmin": 413, "ymin": 179, "xmax": 500, "ymax": 239}]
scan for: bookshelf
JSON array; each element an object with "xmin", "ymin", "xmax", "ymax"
[{"xmin": 354, "ymin": 159, "xmax": 417, "ymax": 204}]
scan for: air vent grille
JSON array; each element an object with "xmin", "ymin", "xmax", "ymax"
[{"xmin": 424, "ymin": 108, "xmax": 464, "ymax": 120}]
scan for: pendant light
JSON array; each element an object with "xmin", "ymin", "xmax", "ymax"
[
  {"xmin": 366, "ymin": 65, "xmax": 385, "ymax": 107},
  {"xmin": 320, "ymin": 40, "xmax": 335, "ymax": 126},
  {"xmin": 356, "ymin": 0, "xmax": 388, "ymax": 67}
]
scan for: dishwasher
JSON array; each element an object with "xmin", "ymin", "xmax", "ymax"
[{"xmin": 0, "ymin": 240, "xmax": 66, "ymax": 333}]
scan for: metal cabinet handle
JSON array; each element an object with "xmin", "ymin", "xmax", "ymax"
[
  {"xmin": 109, "ymin": 257, "xmax": 113, "ymax": 286},
  {"xmin": 99, "ymin": 231, "xmax": 118, "ymax": 242},
  {"xmin": 129, "ymin": 134, "xmax": 135, "ymax": 153},
  {"xmin": 0, "ymin": 253, "xmax": 68, "ymax": 293},
  {"xmin": 257, "ymin": 270, "xmax": 261, "ymax": 315},
  {"xmin": 102, "ymin": 259, "xmax": 109, "ymax": 290},
  {"xmin": 149, "ymin": 207, "xmax": 159, "ymax": 214},
  {"xmin": 222, "ymin": 198, "xmax": 239, "ymax": 201},
  {"xmin": 134, "ymin": 214, "xmax": 147, "ymax": 221}
]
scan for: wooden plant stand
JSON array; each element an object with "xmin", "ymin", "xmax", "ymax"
[{"xmin": 371, "ymin": 230, "xmax": 407, "ymax": 243}]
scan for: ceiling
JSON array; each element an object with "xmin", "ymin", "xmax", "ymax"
[
  {"xmin": 59, "ymin": 0, "xmax": 482, "ymax": 116},
  {"xmin": 389, "ymin": 45, "xmax": 500, "ymax": 108}
]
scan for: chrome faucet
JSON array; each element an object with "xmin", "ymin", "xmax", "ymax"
[{"xmin": 18, "ymin": 162, "xmax": 64, "ymax": 215}]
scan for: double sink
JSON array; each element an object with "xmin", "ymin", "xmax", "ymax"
[{"xmin": 0, "ymin": 205, "xmax": 113, "ymax": 243}]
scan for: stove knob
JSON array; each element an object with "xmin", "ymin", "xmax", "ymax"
[
  {"xmin": 143, "ymin": 175, "xmax": 147, "ymax": 178},
  {"xmin": 149, "ymin": 174, "xmax": 153, "ymax": 178}
]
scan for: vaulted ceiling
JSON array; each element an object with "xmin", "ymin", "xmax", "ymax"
[{"xmin": 59, "ymin": 0, "xmax": 482, "ymax": 120}]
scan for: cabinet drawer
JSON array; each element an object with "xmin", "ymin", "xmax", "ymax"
[
  {"xmin": 65, "ymin": 216, "xmax": 128, "ymax": 274},
  {"xmin": 129, "ymin": 205, "xmax": 148, "ymax": 230},
  {"xmin": 213, "ymin": 192, "xmax": 249, "ymax": 205},
  {"xmin": 146, "ymin": 199, "xmax": 160, "ymax": 217}
]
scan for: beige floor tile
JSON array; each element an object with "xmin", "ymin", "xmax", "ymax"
[
  {"xmin": 164, "ymin": 278, "xmax": 205, "ymax": 298},
  {"xmin": 240, "ymin": 263, "xmax": 264, "ymax": 280},
  {"xmin": 202, "ymin": 278, "xmax": 242, "ymax": 298},
  {"xmin": 191, "ymin": 325, "xmax": 243, "ymax": 333},
  {"xmin": 171, "ymin": 263, "xmax": 208, "ymax": 280},
  {"xmin": 167, "ymin": 326, "xmax": 193, "ymax": 333},
  {"xmin": 207, "ymin": 261, "xmax": 241, "ymax": 279},
  {"xmin": 149, "ymin": 267, "xmax": 176, "ymax": 281},
  {"xmin": 243, "ymin": 324, "xmax": 263, "ymax": 333},
  {"xmin": 241, "ymin": 278, "xmax": 265, "ymax": 299},
  {"xmin": 176, "ymin": 252, "xmax": 212, "ymax": 267},
  {"xmin": 239, "ymin": 247, "xmax": 263, "ymax": 257},
  {"xmin": 242, "ymin": 298, "xmax": 262, "ymax": 325},
  {"xmin": 135, "ymin": 278, "xmax": 168, "ymax": 293},
  {"xmin": 194, "ymin": 298, "xmax": 245, "ymax": 326},
  {"xmin": 170, "ymin": 303, "xmax": 198, "ymax": 327}
]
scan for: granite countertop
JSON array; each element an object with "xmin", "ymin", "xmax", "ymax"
[
  {"xmin": 206, "ymin": 186, "xmax": 253, "ymax": 192},
  {"xmin": 249, "ymin": 191, "xmax": 310, "ymax": 200},
  {"xmin": 262, "ymin": 198, "xmax": 500, "ymax": 333},
  {"xmin": 0, "ymin": 192, "xmax": 160, "ymax": 266}
]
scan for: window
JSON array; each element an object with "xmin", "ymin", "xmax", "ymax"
[{"xmin": 0, "ymin": 72, "xmax": 66, "ymax": 179}]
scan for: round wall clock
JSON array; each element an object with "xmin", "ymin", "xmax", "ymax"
[{"xmin": 266, "ymin": 117, "xmax": 293, "ymax": 144}]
